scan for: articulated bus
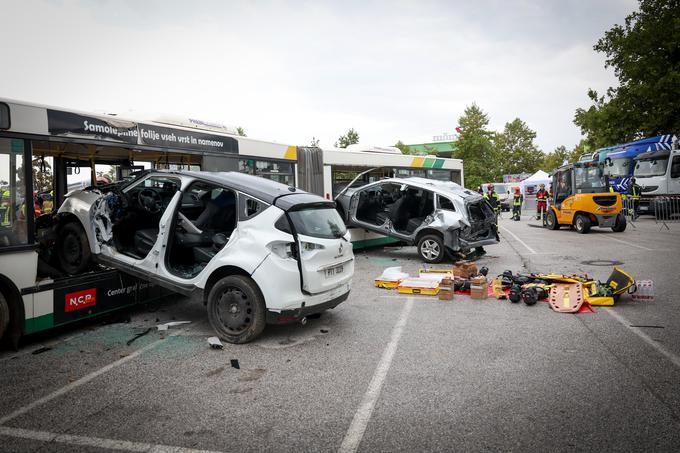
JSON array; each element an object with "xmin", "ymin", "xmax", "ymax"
[{"xmin": 0, "ymin": 98, "xmax": 463, "ymax": 344}]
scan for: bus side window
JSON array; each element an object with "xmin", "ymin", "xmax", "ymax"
[{"xmin": 0, "ymin": 138, "xmax": 28, "ymax": 247}]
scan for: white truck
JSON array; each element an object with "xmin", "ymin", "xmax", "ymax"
[{"xmin": 633, "ymin": 146, "xmax": 680, "ymax": 215}]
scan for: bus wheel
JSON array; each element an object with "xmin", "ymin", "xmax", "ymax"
[
  {"xmin": 207, "ymin": 275, "xmax": 266, "ymax": 344},
  {"xmin": 0, "ymin": 291, "xmax": 9, "ymax": 341},
  {"xmin": 58, "ymin": 222, "xmax": 92, "ymax": 275},
  {"xmin": 574, "ymin": 214, "xmax": 591, "ymax": 234},
  {"xmin": 612, "ymin": 213, "xmax": 627, "ymax": 233},
  {"xmin": 545, "ymin": 210, "xmax": 559, "ymax": 230}
]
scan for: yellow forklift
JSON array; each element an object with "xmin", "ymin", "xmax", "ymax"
[{"xmin": 545, "ymin": 161, "xmax": 626, "ymax": 233}]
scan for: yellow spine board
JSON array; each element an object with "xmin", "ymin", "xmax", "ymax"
[
  {"xmin": 397, "ymin": 286, "xmax": 440, "ymax": 296},
  {"xmin": 374, "ymin": 280, "xmax": 400, "ymax": 289}
]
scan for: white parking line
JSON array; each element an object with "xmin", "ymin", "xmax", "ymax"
[
  {"xmin": 604, "ymin": 308, "xmax": 680, "ymax": 369},
  {"xmin": 339, "ymin": 297, "xmax": 414, "ymax": 453},
  {"xmin": 601, "ymin": 234, "xmax": 654, "ymax": 251},
  {"xmin": 0, "ymin": 332, "xmax": 181, "ymax": 425},
  {"xmin": 500, "ymin": 226, "xmax": 537, "ymax": 255},
  {"xmin": 0, "ymin": 426, "xmax": 223, "ymax": 453}
]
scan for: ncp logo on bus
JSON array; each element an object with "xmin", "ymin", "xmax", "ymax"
[{"xmin": 65, "ymin": 288, "xmax": 97, "ymax": 312}]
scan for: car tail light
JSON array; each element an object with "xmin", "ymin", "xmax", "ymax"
[
  {"xmin": 301, "ymin": 241, "xmax": 325, "ymax": 252},
  {"xmin": 268, "ymin": 241, "xmax": 297, "ymax": 260}
]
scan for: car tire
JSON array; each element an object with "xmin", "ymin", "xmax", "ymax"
[
  {"xmin": 574, "ymin": 214, "xmax": 591, "ymax": 234},
  {"xmin": 418, "ymin": 234, "xmax": 445, "ymax": 263},
  {"xmin": 0, "ymin": 291, "xmax": 10, "ymax": 342},
  {"xmin": 545, "ymin": 209, "xmax": 559, "ymax": 230},
  {"xmin": 612, "ymin": 213, "xmax": 627, "ymax": 232},
  {"xmin": 57, "ymin": 222, "xmax": 92, "ymax": 275},
  {"xmin": 207, "ymin": 275, "xmax": 266, "ymax": 344}
]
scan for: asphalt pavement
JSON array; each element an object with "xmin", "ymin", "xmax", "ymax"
[{"xmin": 1, "ymin": 214, "xmax": 679, "ymax": 452}]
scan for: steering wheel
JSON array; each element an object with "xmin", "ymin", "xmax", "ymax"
[{"xmin": 138, "ymin": 188, "xmax": 163, "ymax": 214}]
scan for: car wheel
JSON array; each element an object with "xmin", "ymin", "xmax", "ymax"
[
  {"xmin": 574, "ymin": 214, "xmax": 591, "ymax": 234},
  {"xmin": 612, "ymin": 213, "xmax": 627, "ymax": 232},
  {"xmin": 58, "ymin": 222, "xmax": 92, "ymax": 275},
  {"xmin": 0, "ymin": 292, "xmax": 9, "ymax": 342},
  {"xmin": 545, "ymin": 209, "xmax": 559, "ymax": 230},
  {"xmin": 418, "ymin": 234, "xmax": 445, "ymax": 263},
  {"xmin": 207, "ymin": 275, "xmax": 266, "ymax": 344}
]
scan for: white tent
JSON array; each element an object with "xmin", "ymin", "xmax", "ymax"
[
  {"xmin": 520, "ymin": 170, "xmax": 551, "ymax": 194},
  {"xmin": 519, "ymin": 170, "xmax": 551, "ymax": 211}
]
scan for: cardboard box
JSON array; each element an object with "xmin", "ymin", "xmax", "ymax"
[
  {"xmin": 453, "ymin": 261, "xmax": 477, "ymax": 279},
  {"xmin": 470, "ymin": 284, "xmax": 488, "ymax": 300},
  {"xmin": 439, "ymin": 277, "xmax": 454, "ymax": 300},
  {"xmin": 471, "ymin": 275, "xmax": 487, "ymax": 286}
]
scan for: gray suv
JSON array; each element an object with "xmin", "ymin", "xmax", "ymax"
[{"xmin": 336, "ymin": 177, "xmax": 499, "ymax": 263}]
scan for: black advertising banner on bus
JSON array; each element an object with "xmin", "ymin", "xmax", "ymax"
[
  {"xmin": 138, "ymin": 123, "xmax": 238, "ymax": 154},
  {"xmin": 47, "ymin": 109, "xmax": 139, "ymax": 145}
]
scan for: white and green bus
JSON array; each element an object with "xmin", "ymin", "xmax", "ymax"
[{"xmin": 0, "ymin": 98, "xmax": 463, "ymax": 343}]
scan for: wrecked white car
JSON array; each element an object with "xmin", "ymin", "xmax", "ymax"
[
  {"xmin": 336, "ymin": 177, "xmax": 499, "ymax": 263},
  {"xmin": 53, "ymin": 170, "xmax": 354, "ymax": 343}
]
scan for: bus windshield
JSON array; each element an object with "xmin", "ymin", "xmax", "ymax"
[
  {"xmin": 607, "ymin": 158, "xmax": 632, "ymax": 177},
  {"xmin": 575, "ymin": 165, "xmax": 607, "ymax": 192},
  {"xmin": 635, "ymin": 158, "xmax": 668, "ymax": 177}
]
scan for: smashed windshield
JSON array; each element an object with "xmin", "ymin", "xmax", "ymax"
[
  {"xmin": 607, "ymin": 158, "xmax": 631, "ymax": 177},
  {"xmin": 635, "ymin": 158, "xmax": 668, "ymax": 177}
]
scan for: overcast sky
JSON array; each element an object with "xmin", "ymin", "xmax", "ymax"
[{"xmin": 1, "ymin": 0, "xmax": 637, "ymax": 153}]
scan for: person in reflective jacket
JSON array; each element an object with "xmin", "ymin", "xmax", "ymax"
[
  {"xmin": 511, "ymin": 187, "xmax": 523, "ymax": 221},
  {"xmin": 535, "ymin": 183, "xmax": 549, "ymax": 220},
  {"xmin": 483, "ymin": 184, "xmax": 500, "ymax": 217},
  {"xmin": 628, "ymin": 177, "xmax": 641, "ymax": 219}
]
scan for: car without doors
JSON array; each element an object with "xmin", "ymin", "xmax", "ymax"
[
  {"xmin": 53, "ymin": 170, "xmax": 354, "ymax": 343},
  {"xmin": 335, "ymin": 177, "xmax": 499, "ymax": 263}
]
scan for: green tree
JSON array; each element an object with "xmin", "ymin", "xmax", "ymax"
[
  {"xmin": 494, "ymin": 118, "xmax": 544, "ymax": 175},
  {"xmin": 542, "ymin": 145, "xmax": 571, "ymax": 173},
  {"xmin": 455, "ymin": 104, "xmax": 499, "ymax": 190},
  {"xmin": 310, "ymin": 136, "xmax": 320, "ymax": 147},
  {"xmin": 236, "ymin": 127, "xmax": 247, "ymax": 137},
  {"xmin": 32, "ymin": 157, "xmax": 53, "ymax": 193},
  {"xmin": 574, "ymin": 0, "xmax": 680, "ymax": 148},
  {"xmin": 394, "ymin": 140, "xmax": 412, "ymax": 154},
  {"xmin": 335, "ymin": 128, "xmax": 360, "ymax": 148}
]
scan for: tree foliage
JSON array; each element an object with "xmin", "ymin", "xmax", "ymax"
[
  {"xmin": 394, "ymin": 140, "xmax": 412, "ymax": 154},
  {"xmin": 494, "ymin": 118, "xmax": 544, "ymax": 175},
  {"xmin": 335, "ymin": 128, "xmax": 360, "ymax": 148},
  {"xmin": 454, "ymin": 104, "xmax": 499, "ymax": 190},
  {"xmin": 236, "ymin": 127, "xmax": 247, "ymax": 137},
  {"xmin": 574, "ymin": 0, "xmax": 680, "ymax": 148}
]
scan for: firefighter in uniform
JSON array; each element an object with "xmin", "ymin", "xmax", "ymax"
[
  {"xmin": 511, "ymin": 187, "xmax": 523, "ymax": 221},
  {"xmin": 535, "ymin": 183, "xmax": 549, "ymax": 220},
  {"xmin": 628, "ymin": 177, "xmax": 641, "ymax": 220},
  {"xmin": 483, "ymin": 184, "xmax": 501, "ymax": 218}
]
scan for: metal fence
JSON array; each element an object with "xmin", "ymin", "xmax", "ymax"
[{"xmin": 652, "ymin": 196, "xmax": 680, "ymax": 228}]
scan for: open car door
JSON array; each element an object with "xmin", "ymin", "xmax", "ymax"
[{"xmin": 347, "ymin": 181, "xmax": 413, "ymax": 240}]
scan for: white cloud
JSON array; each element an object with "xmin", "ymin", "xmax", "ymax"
[{"xmin": 0, "ymin": 0, "xmax": 635, "ymax": 152}]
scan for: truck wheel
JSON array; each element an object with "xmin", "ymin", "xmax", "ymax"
[
  {"xmin": 58, "ymin": 222, "xmax": 92, "ymax": 275},
  {"xmin": 574, "ymin": 214, "xmax": 591, "ymax": 234},
  {"xmin": 207, "ymin": 275, "xmax": 266, "ymax": 344},
  {"xmin": 612, "ymin": 213, "xmax": 627, "ymax": 232},
  {"xmin": 0, "ymin": 292, "xmax": 9, "ymax": 342},
  {"xmin": 418, "ymin": 234, "xmax": 445, "ymax": 263},
  {"xmin": 545, "ymin": 210, "xmax": 559, "ymax": 230}
]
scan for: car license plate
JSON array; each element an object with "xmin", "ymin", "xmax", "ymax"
[{"xmin": 325, "ymin": 265, "xmax": 343, "ymax": 278}]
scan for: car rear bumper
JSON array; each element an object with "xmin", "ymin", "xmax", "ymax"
[{"xmin": 266, "ymin": 287, "xmax": 350, "ymax": 324}]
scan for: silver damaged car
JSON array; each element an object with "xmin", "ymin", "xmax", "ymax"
[{"xmin": 336, "ymin": 177, "xmax": 499, "ymax": 263}]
